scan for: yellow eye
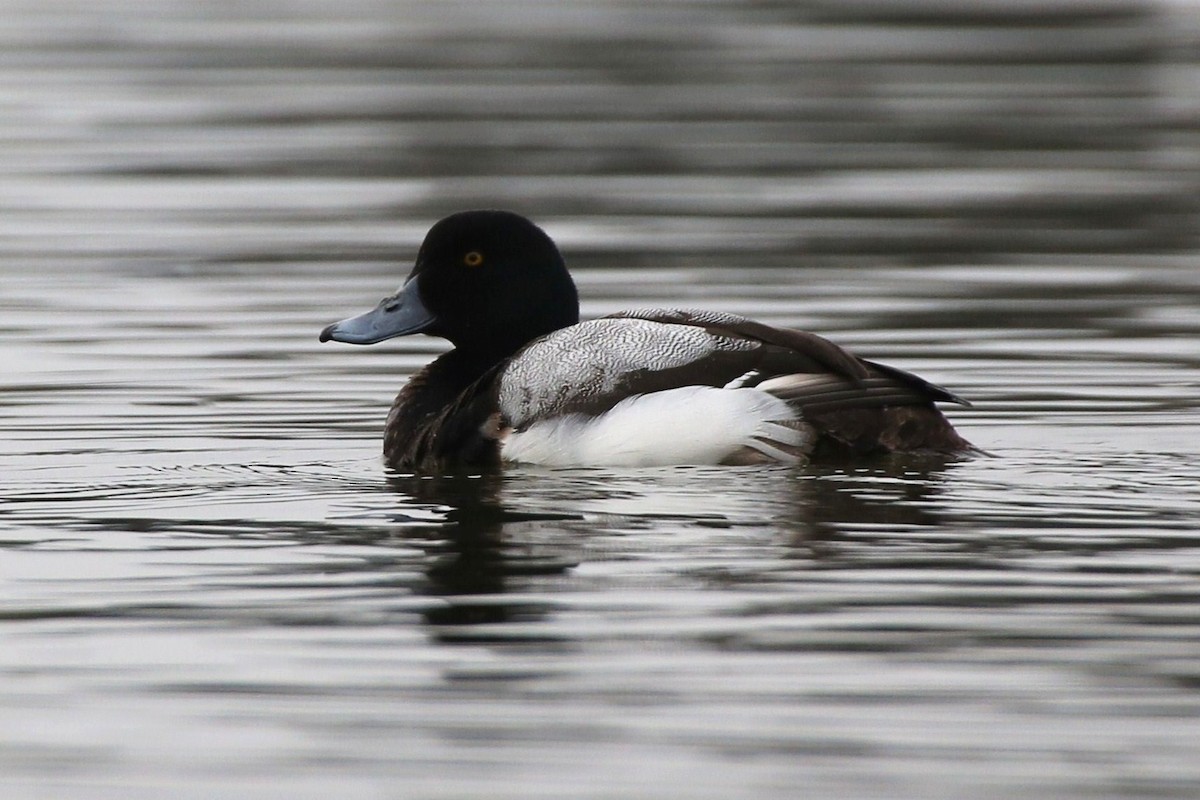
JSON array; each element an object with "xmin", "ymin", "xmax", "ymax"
[{"xmin": 463, "ymin": 251, "xmax": 484, "ymax": 267}]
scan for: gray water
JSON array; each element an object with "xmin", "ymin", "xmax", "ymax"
[{"xmin": 4, "ymin": 1, "xmax": 1200, "ymax": 798}]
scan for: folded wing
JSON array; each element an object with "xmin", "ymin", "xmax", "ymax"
[{"xmin": 499, "ymin": 308, "xmax": 967, "ymax": 429}]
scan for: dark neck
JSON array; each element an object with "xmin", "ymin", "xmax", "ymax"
[
  {"xmin": 394, "ymin": 348, "xmax": 496, "ymax": 422},
  {"xmin": 446, "ymin": 315, "xmax": 575, "ymax": 368}
]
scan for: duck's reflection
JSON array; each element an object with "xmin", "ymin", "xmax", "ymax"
[
  {"xmin": 798, "ymin": 452, "xmax": 967, "ymax": 549},
  {"xmin": 386, "ymin": 472, "xmax": 580, "ymax": 637},
  {"xmin": 386, "ymin": 455, "xmax": 968, "ymax": 635}
]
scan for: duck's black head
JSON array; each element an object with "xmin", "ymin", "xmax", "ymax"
[{"xmin": 320, "ymin": 210, "xmax": 579, "ymax": 359}]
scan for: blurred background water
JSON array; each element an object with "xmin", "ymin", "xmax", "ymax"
[{"xmin": 3, "ymin": 1, "xmax": 1200, "ymax": 798}]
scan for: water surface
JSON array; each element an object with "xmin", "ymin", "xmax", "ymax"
[{"xmin": 3, "ymin": 2, "xmax": 1200, "ymax": 798}]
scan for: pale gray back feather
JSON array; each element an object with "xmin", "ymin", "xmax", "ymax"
[{"xmin": 498, "ymin": 317, "xmax": 756, "ymax": 428}]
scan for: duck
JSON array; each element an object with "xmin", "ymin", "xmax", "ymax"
[{"xmin": 320, "ymin": 210, "xmax": 973, "ymax": 471}]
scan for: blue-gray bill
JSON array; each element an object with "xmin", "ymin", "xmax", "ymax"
[{"xmin": 319, "ymin": 279, "xmax": 434, "ymax": 345}]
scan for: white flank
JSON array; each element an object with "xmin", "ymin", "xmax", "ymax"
[{"xmin": 500, "ymin": 386, "xmax": 810, "ymax": 467}]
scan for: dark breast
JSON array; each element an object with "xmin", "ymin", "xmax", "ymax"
[{"xmin": 384, "ymin": 351, "xmax": 505, "ymax": 472}]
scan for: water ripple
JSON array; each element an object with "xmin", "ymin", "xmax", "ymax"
[{"xmin": 4, "ymin": 1, "xmax": 1200, "ymax": 798}]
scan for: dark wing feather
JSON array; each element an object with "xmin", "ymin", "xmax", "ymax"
[{"xmin": 858, "ymin": 358, "xmax": 972, "ymax": 407}]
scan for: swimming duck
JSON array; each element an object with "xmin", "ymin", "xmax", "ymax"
[{"xmin": 321, "ymin": 210, "xmax": 972, "ymax": 471}]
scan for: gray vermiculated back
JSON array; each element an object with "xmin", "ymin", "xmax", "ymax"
[{"xmin": 497, "ymin": 316, "xmax": 757, "ymax": 427}]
